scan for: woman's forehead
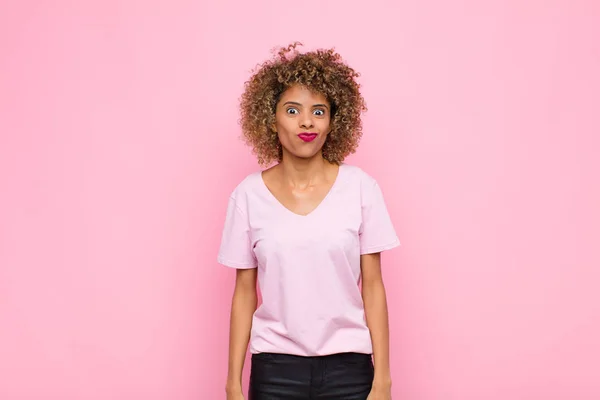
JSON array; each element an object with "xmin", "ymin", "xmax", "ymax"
[{"xmin": 280, "ymin": 85, "xmax": 329, "ymax": 105}]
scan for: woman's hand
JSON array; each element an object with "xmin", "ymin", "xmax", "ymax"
[
  {"xmin": 367, "ymin": 380, "xmax": 392, "ymax": 399},
  {"xmin": 225, "ymin": 387, "xmax": 245, "ymax": 400}
]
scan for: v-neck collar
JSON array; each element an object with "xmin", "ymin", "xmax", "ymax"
[{"xmin": 258, "ymin": 164, "xmax": 345, "ymax": 218}]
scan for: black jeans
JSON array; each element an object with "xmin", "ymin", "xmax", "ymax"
[{"xmin": 249, "ymin": 352, "xmax": 374, "ymax": 400}]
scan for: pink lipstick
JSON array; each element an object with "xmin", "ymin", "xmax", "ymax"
[{"xmin": 298, "ymin": 133, "xmax": 318, "ymax": 142}]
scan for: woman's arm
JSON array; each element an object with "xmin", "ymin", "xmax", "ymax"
[
  {"xmin": 361, "ymin": 252, "xmax": 393, "ymax": 393},
  {"xmin": 225, "ymin": 268, "xmax": 258, "ymax": 398}
]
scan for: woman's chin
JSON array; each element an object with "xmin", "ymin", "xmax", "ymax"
[
  {"xmin": 282, "ymin": 145, "xmax": 323, "ymax": 160},
  {"xmin": 294, "ymin": 150, "xmax": 323, "ymax": 160}
]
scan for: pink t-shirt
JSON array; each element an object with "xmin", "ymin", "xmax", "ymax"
[{"xmin": 217, "ymin": 164, "xmax": 400, "ymax": 356}]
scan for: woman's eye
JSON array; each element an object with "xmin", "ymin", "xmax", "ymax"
[
  {"xmin": 286, "ymin": 108, "xmax": 298, "ymax": 115},
  {"xmin": 313, "ymin": 109, "xmax": 325, "ymax": 116}
]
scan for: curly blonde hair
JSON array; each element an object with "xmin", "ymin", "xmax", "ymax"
[{"xmin": 239, "ymin": 42, "xmax": 367, "ymax": 166}]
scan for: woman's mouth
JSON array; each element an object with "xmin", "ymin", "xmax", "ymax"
[{"xmin": 298, "ymin": 133, "xmax": 318, "ymax": 142}]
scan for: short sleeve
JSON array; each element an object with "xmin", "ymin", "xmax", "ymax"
[
  {"xmin": 359, "ymin": 179, "xmax": 400, "ymax": 255},
  {"xmin": 217, "ymin": 196, "xmax": 257, "ymax": 269}
]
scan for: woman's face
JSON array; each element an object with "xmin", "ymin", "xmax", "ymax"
[{"xmin": 273, "ymin": 85, "xmax": 332, "ymax": 161}]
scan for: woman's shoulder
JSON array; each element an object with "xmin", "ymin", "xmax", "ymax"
[
  {"xmin": 341, "ymin": 163, "xmax": 378, "ymax": 186},
  {"xmin": 227, "ymin": 169, "xmax": 263, "ymax": 200}
]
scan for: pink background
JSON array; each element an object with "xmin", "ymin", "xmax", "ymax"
[{"xmin": 1, "ymin": 1, "xmax": 599, "ymax": 399}]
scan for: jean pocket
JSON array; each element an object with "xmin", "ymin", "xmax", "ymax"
[
  {"xmin": 338, "ymin": 353, "xmax": 373, "ymax": 366},
  {"xmin": 251, "ymin": 352, "xmax": 277, "ymax": 363},
  {"xmin": 325, "ymin": 353, "xmax": 374, "ymax": 381}
]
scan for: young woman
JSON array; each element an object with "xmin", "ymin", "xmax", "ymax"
[{"xmin": 218, "ymin": 42, "xmax": 400, "ymax": 400}]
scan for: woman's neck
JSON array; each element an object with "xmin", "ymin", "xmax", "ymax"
[{"xmin": 278, "ymin": 153, "xmax": 333, "ymax": 189}]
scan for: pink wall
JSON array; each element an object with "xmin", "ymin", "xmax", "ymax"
[{"xmin": 1, "ymin": 1, "xmax": 599, "ymax": 399}]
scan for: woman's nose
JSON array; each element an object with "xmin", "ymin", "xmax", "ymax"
[{"xmin": 300, "ymin": 115, "xmax": 314, "ymax": 129}]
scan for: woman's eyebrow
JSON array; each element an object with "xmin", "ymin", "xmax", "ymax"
[{"xmin": 282, "ymin": 101, "xmax": 329, "ymax": 110}]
